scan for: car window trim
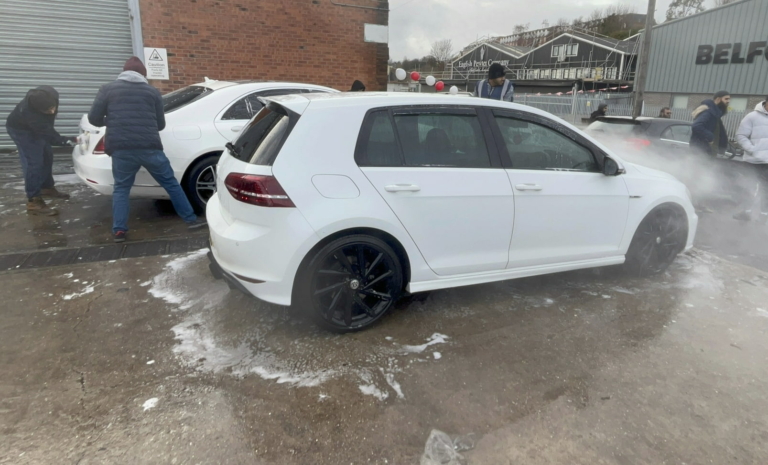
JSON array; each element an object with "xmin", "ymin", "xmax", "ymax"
[
  {"xmin": 391, "ymin": 105, "xmax": 500, "ymax": 169},
  {"xmin": 660, "ymin": 124, "xmax": 691, "ymax": 144},
  {"xmin": 491, "ymin": 108, "xmax": 606, "ymax": 172},
  {"xmin": 353, "ymin": 108, "xmax": 405, "ymax": 167},
  {"xmin": 355, "ymin": 105, "xmax": 504, "ymax": 169}
]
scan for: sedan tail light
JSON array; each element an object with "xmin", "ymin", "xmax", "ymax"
[
  {"xmin": 93, "ymin": 137, "xmax": 106, "ymax": 154},
  {"xmin": 626, "ymin": 138, "xmax": 651, "ymax": 150},
  {"xmin": 224, "ymin": 173, "xmax": 295, "ymax": 208}
]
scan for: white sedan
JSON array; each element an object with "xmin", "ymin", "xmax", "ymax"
[
  {"xmin": 72, "ymin": 80, "xmax": 337, "ymax": 212},
  {"xmin": 207, "ymin": 92, "xmax": 698, "ymax": 332}
]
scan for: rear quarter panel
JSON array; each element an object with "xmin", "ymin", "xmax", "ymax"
[{"xmin": 271, "ymin": 103, "xmax": 437, "ymax": 285}]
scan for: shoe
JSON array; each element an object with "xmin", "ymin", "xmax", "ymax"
[
  {"xmin": 695, "ymin": 205, "xmax": 716, "ymax": 214},
  {"xmin": 187, "ymin": 218, "xmax": 208, "ymax": 230},
  {"xmin": 26, "ymin": 197, "xmax": 58, "ymax": 216},
  {"xmin": 114, "ymin": 231, "xmax": 127, "ymax": 243},
  {"xmin": 733, "ymin": 210, "xmax": 752, "ymax": 222},
  {"xmin": 40, "ymin": 187, "xmax": 70, "ymax": 200}
]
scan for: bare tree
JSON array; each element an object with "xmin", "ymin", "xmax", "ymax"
[
  {"xmin": 429, "ymin": 39, "xmax": 453, "ymax": 68},
  {"xmin": 666, "ymin": 0, "xmax": 705, "ymax": 20},
  {"xmin": 605, "ymin": 2, "xmax": 637, "ymax": 16},
  {"xmin": 512, "ymin": 23, "xmax": 530, "ymax": 34}
]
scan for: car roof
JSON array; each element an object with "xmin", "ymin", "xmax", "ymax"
[
  {"xmin": 595, "ymin": 116, "xmax": 690, "ymax": 125},
  {"xmin": 267, "ymin": 91, "xmax": 561, "ymax": 119},
  {"xmin": 189, "ymin": 80, "xmax": 338, "ymax": 92}
]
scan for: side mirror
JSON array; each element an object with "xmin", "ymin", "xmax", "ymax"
[{"xmin": 603, "ymin": 157, "xmax": 622, "ymax": 176}]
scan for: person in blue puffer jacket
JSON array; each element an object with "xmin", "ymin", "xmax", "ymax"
[{"xmin": 88, "ymin": 57, "xmax": 206, "ymax": 243}]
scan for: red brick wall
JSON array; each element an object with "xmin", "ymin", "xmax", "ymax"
[{"xmin": 139, "ymin": 0, "xmax": 389, "ymax": 93}]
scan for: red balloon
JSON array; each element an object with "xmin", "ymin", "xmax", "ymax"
[
  {"xmin": 410, "ymin": 71, "xmax": 420, "ymax": 81},
  {"xmin": 435, "ymin": 81, "xmax": 444, "ymax": 91}
]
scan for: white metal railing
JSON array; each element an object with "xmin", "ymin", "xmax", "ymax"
[
  {"xmin": 408, "ymin": 67, "xmax": 629, "ymax": 83},
  {"xmin": 517, "ymin": 93, "xmax": 748, "ymax": 138}
]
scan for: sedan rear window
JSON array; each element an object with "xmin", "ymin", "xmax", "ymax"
[
  {"xmin": 162, "ymin": 86, "xmax": 213, "ymax": 113},
  {"xmin": 227, "ymin": 105, "xmax": 295, "ymax": 165},
  {"xmin": 586, "ymin": 120, "xmax": 643, "ymax": 137}
]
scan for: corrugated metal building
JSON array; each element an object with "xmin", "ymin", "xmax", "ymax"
[
  {"xmin": 645, "ymin": 0, "xmax": 768, "ymax": 113},
  {"xmin": 0, "ymin": 0, "xmax": 140, "ymax": 148}
]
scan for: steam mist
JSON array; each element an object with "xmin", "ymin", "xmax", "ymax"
[{"xmin": 596, "ymin": 135, "xmax": 757, "ymax": 211}]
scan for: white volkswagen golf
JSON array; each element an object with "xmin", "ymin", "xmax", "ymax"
[
  {"xmin": 207, "ymin": 93, "xmax": 698, "ymax": 332},
  {"xmin": 72, "ymin": 80, "xmax": 336, "ymax": 212}
]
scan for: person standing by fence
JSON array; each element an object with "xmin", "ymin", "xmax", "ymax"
[
  {"xmin": 732, "ymin": 97, "xmax": 768, "ymax": 222},
  {"xmin": 473, "ymin": 63, "xmax": 514, "ymax": 102}
]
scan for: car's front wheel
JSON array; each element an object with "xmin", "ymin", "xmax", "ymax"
[
  {"xmin": 183, "ymin": 154, "xmax": 220, "ymax": 214},
  {"xmin": 302, "ymin": 235, "xmax": 404, "ymax": 333},
  {"xmin": 623, "ymin": 204, "xmax": 687, "ymax": 276}
]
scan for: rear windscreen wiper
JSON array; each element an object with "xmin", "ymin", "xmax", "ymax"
[{"xmin": 225, "ymin": 142, "xmax": 241, "ymax": 156}]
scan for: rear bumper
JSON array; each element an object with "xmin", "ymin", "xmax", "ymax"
[
  {"xmin": 72, "ymin": 150, "xmax": 170, "ymax": 199},
  {"xmin": 207, "ymin": 250, "xmax": 252, "ymax": 295},
  {"xmin": 206, "ymin": 193, "xmax": 319, "ymax": 306}
]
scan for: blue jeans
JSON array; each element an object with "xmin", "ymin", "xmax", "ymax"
[
  {"xmin": 111, "ymin": 149, "xmax": 196, "ymax": 233},
  {"xmin": 6, "ymin": 127, "xmax": 55, "ymax": 199}
]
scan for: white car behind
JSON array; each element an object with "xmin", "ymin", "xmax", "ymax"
[
  {"xmin": 72, "ymin": 80, "xmax": 337, "ymax": 212},
  {"xmin": 207, "ymin": 92, "xmax": 698, "ymax": 333}
]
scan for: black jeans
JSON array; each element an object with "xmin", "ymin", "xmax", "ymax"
[{"xmin": 6, "ymin": 127, "xmax": 54, "ymax": 199}]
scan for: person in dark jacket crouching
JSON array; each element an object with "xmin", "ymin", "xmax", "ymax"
[
  {"xmin": 88, "ymin": 57, "xmax": 206, "ymax": 243},
  {"xmin": 689, "ymin": 90, "xmax": 730, "ymax": 157},
  {"xmin": 6, "ymin": 86, "xmax": 76, "ymax": 216}
]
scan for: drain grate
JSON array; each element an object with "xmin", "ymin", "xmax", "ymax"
[{"xmin": 0, "ymin": 235, "xmax": 209, "ymax": 272}]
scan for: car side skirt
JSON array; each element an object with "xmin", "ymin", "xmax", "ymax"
[{"xmin": 407, "ymin": 256, "xmax": 626, "ymax": 293}]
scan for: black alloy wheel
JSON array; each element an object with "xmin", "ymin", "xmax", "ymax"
[
  {"xmin": 623, "ymin": 204, "xmax": 687, "ymax": 276},
  {"xmin": 305, "ymin": 235, "xmax": 403, "ymax": 333}
]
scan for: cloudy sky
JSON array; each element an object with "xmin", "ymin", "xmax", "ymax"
[{"xmin": 388, "ymin": 0, "xmax": 722, "ymax": 60}]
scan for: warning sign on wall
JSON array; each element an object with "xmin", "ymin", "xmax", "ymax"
[{"xmin": 143, "ymin": 47, "xmax": 169, "ymax": 80}]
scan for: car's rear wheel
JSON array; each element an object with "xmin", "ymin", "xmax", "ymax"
[
  {"xmin": 183, "ymin": 154, "xmax": 219, "ymax": 214},
  {"xmin": 623, "ymin": 204, "xmax": 687, "ymax": 276},
  {"xmin": 303, "ymin": 235, "xmax": 403, "ymax": 333}
]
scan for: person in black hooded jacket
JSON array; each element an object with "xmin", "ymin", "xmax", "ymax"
[
  {"xmin": 589, "ymin": 103, "xmax": 608, "ymax": 123},
  {"xmin": 5, "ymin": 86, "xmax": 75, "ymax": 216}
]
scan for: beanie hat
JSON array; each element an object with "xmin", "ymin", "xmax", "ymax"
[
  {"xmin": 28, "ymin": 88, "xmax": 58, "ymax": 113},
  {"xmin": 713, "ymin": 90, "xmax": 730, "ymax": 99},
  {"xmin": 350, "ymin": 80, "xmax": 366, "ymax": 91},
  {"xmin": 123, "ymin": 56, "xmax": 147, "ymax": 77},
  {"xmin": 488, "ymin": 63, "xmax": 506, "ymax": 80}
]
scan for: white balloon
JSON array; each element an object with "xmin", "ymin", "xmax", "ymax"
[
  {"xmin": 395, "ymin": 68, "xmax": 406, "ymax": 81},
  {"xmin": 449, "ymin": 86, "xmax": 459, "ymax": 95},
  {"xmin": 425, "ymin": 75, "xmax": 436, "ymax": 86}
]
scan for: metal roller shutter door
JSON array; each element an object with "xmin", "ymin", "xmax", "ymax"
[{"xmin": 0, "ymin": 0, "xmax": 133, "ymax": 148}]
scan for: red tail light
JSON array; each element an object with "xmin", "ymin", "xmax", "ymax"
[
  {"xmin": 224, "ymin": 173, "xmax": 295, "ymax": 208},
  {"xmin": 93, "ymin": 138, "xmax": 106, "ymax": 154},
  {"xmin": 626, "ymin": 138, "xmax": 651, "ymax": 149}
]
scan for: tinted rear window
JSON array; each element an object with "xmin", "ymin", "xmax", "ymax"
[
  {"xmin": 586, "ymin": 120, "xmax": 643, "ymax": 137},
  {"xmin": 227, "ymin": 106, "xmax": 294, "ymax": 165},
  {"xmin": 162, "ymin": 86, "xmax": 213, "ymax": 113}
]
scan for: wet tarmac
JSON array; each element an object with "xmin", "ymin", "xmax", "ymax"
[
  {"xmin": 0, "ymin": 151, "xmax": 206, "ymax": 256},
  {"xmin": 2, "ymin": 249, "xmax": 768, "ymax": 464},
  {"xmin": 2, "ymin": 151, "xmax": 768, "ymax": 463}
]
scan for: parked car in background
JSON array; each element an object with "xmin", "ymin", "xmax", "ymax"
[
  {"xmin": 585, "ymin": 116, "xmax": 743, "ymax": 158},
  {"xmin": 73, "ymin": 80, "xmax": 337, "ymax": 212},
  {"xmin": 207, "ymin": 93, "xmax": 697, "ymax": 333}
]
